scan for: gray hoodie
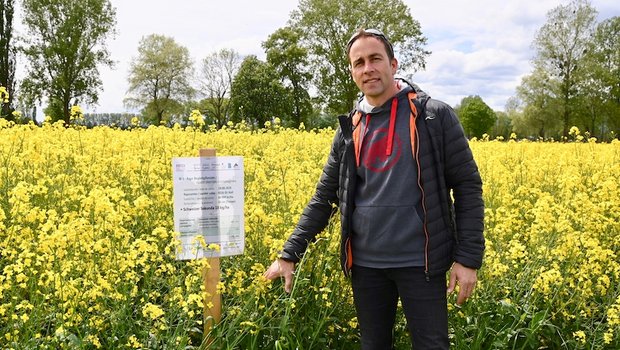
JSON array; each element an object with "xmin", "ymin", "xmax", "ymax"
[{"xmin": 351, "ymin": 84, "xmax": 425, "ymax": 268}]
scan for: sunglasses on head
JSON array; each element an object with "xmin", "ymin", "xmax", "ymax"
[{"xmin": 346, "ymin": 28, "xmax": 394, "ymax": 58}]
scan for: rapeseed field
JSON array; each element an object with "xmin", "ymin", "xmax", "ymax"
[{"xmin": 0, "ymin": 116, "xmax": 618, "ymax": 349}]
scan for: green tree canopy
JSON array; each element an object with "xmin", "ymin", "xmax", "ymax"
[
  {"xmin": 515, "ymin": 66, "xmax": 562, "ymax": 138},
  {"xmin": 263, "ymin": 26, "xmax": 313, "ymax": 128},
  {"xmin": 511, "ymin": 0, "xmax": 620, "ymax": 140},
  {"xmin": 21, "ymin": 0, "xmax": 116, "ymax": 125},
  {"xmin": 288, "ymin": 0, "xmax": 429, "ymax": 115},
  {"xmin": 491, "ymin": 111, "xmax": 513, "ymax": 140},
  {"xmin": 578, "ymin": 16, "xmax": 620, "ymax": 139},
  {"xmin": 125, "ymin": 34, "xmax": 194, "ymax": 125},
  {"xmin": 198, "ymin": 48, "xmax": 241, "ymax": 128},
  {"xmin": 229, "ymin": 56, "xmax": 290, "ymax": 128},
  {"xmin": 532, "ymin": 0, "xmax": 597, "ymax": 138},
  {"xmin": 455, "ymin": 95, "xmax": 497, "ymax": 138}
]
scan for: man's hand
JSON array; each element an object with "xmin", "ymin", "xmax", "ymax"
[
  {"xmin": 263, "ymin": 258, "xmax": 295, "ymax": 293},
  {"xmin": 447, "ymin": 262, "xmax": 478, "ymax": 305}
]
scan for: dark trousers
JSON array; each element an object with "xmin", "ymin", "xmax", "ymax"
[{"xmin": 351, "ymin": 265, "xmax": 449, "ymax": 350}]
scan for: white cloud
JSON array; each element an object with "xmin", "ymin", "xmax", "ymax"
[{"xmin": 403, "ymin": 0, "xmax": 618, "ymax": 111}]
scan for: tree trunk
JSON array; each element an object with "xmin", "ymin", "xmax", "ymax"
[
  {"xmin": 63, "ymin": 99, "xmax": 70, "ymax": 126},
  {"xmin": 0, "ymin": 0, "xmax": 16, "ymax": 117}
]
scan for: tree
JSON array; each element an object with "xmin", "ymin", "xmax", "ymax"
[
  {"xmin": 263, "ymin": 26, "xmax": 313, "ymax": 128},
  {"xmin": 229, "ymin": 56, "xmax": 290, "ymax": 128},
  {"xmin": 16, "ymin": 78, "xmax": 41, "ymax": 124},
  {"xmin": 289, "ymin": 0, "xmax": 429, "ymax": 115},
  {"xmin": 504, "ymin": 96, "xmax": 523, "ymax": 138},
  {"xmin": 0, "ymin": 0, "xmax": 16, "ymax": 119},
  {"xmin": 533, "ymin": 0, "xmax": 597, "ymax": 138},
  {"xmin": 197, "ymin": 49, "xmax": 241, "ymax": 128},
  {"xmin": 125, "ymin": 34, "xmax": 194, "ymax": 125},
  {"xmin": 578, "ymin": 16, "xmax": 620, "ymax": 140},
  {"xmin": 21, "ymin": 0, "xmax": 116, "ymax": 124},
  {"xmin": 455, "ymin": 95, "xmax": 497, "ymax": 138},
  {"xmin": 491, "ymin": 111, "xmax": 513, "ymax": 140},
  {"xmin": 515, "ymin": 66, "xmax": 562, "ymax": 138}
]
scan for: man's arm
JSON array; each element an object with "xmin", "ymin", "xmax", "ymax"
[
  {"xmin": 440, "ymin": 102, "xmax": 485, "ymax": 269},
  {"xmin": 277, "ymin": 127, "xmax": 342, "ymax": 262},
  {"xmin": 263, "ymin": 128, "xmax": 343, "ymax": 291},
  {"xmin": 434, "ymin": 101, "xmax": 484, "ymax": 303}
]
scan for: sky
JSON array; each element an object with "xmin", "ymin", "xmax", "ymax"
[{"xmin": 13, "ymin": 0, "xmax": 620, "ymax": 115}]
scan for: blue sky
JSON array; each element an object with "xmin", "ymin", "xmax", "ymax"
[{"xmin": 13, "ymin": 0, "xmax": 620, "ymax": 115}]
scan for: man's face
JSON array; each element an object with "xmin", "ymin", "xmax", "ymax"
[{"xmin": 348, "ymin": 36, "xmax": 398, "ymax": 106}]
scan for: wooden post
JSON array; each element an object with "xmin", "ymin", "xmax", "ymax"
[{"xmin": 199, "ymin": 148, "xmax": 222, "ymax": 341}]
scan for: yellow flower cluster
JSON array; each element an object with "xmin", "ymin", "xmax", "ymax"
[
  {"xmin": 0, "ymin": 120, "xmax": 618, "ymax": 348},
  {"xmin": 0, "ymin": 86, "xmax": 8, "ymax": 104},
  {"xmin": 188, "ymin": 109, "xmax": 205, "ymax": 128},
  {"xmin": 69, "ymin": 105, "xmax": 84, "ymax": 122}
]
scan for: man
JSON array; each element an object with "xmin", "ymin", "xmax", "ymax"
[{"xmin": 264, "ymin": 28, "xmax": 485, "ymax": 349}]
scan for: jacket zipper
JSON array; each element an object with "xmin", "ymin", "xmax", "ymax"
[
  {"xmin": 415, "ymin": 125, "xmax": 431, "ymax": 282},
  {"xmin": 409, "ymin": 94, "xmax": 431, "ymax": 282}
]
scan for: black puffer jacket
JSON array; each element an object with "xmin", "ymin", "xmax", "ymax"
[{"xmin": 281, "ymin": 82, "xmax": 485, "ymax": 277}]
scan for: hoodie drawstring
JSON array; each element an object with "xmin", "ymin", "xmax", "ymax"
[
  {"xmin": 386, "ymin": 97, "xmax": 398, "ymax": 157},
  {"xmin": 356, "ymin": 96, "xmax": 398, "ymax": 167}
]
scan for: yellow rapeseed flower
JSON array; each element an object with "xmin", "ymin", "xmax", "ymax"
[
  {"xmin": 573, "ymin": 330, "xmax": 586, "ymax": 344},
  {"xmin": 127, "ymin": 335, "xmax": 142, "ymax": 348},
  {"xmin": 0, "ymin": 86, "xmax": 8, "ymax": 103},
  {"xmin": 69, "ymin": 105, "xmax": 84, "ymax": 122},
  {"xmin": 188, "ymin": 109, "xmax": 205, "ymax": 128},
  {"xmin": 142, "ymin": 303, "xmax": 165, "ymax": 320}
]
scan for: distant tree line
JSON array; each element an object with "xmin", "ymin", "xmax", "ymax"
[
  {"xmin": 81, "ymin": 113, "xmax": 139, "ymax": 128},
  {"xmin": 0, "ymin": 0, "xmax": 617, "ymax": 140},
  {"xmin": 0, "ymin": 0, "xmax": 429, "ymax": 130},
  {"xmin": 120, "ymin": 0, "xmax": 429, "ymax": 130}
]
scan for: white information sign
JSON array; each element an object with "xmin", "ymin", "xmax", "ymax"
[{"xmin": 172, "ymin": 156, "xmax": 244, "ymax": 259}]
